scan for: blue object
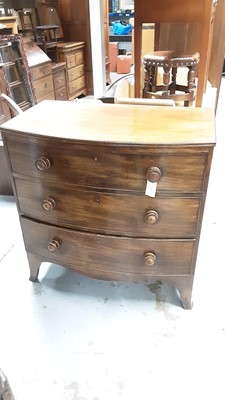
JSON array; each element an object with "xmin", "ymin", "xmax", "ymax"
[{"xmin": 112, "ymin": 20, "xmax": 132, "ymax": 35}]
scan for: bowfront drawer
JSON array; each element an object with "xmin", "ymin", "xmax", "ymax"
[
  {"xmin": 21, "ymin": 218, "xmax": 195, "ymax": 278},
  {"xmin": 6, "ymin": 140, "xmax": 208, "ymax": 194},
  {"xmin": 15, "ymin": 178, "xmax": 200, "ymax": 237}
]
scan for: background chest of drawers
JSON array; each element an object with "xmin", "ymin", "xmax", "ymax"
[
  {"xmin": 52, "ymin": 62, "xmax": 68, "ymax": 100},
  {"xmin": 57, "ymin": 42, "xmax": 86, "ymax": 100},
  {"xmin": 1, "ymin": 101, "xmax": 215, "ymax": 309}
]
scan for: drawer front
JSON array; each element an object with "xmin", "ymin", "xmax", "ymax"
[
  {"xmin": 33, "ymin": 75, "xmax": 54, "ymax": 99},
  {"xmin": 21, "ymin": 218, "xmax": 195, "ymax": 278},
  {"xmin": 75, "ymin": 51, "xmax": 84, "ymax": 65},
  {"xmin": 66, "ymin": 53, "xmax": 76, "ymax": 69},
  {"xmin": 54, "ymin": 87, "xmax": 67, "ymax": 101},
  {"xmin": 16, "ymin": 178, "xmax": 200, "ymax": 237},
  {"xmin": 31, "ymin": 63, "xmax": 52, "ymax": 81},
  {"xmin": 36, "ymin": 91, "xmax": 55, "ymax": 103},
  {"xmin": 7, "ymin": 141, "xmax": 207, "ymax": 193},
  {"xmin": 67, "ymin": 65, "xmax": 84, "ymax": 82},
  {"xmin": 68, "ymin": 76, "xmax": 85, "ymax": 95},
  {"xmin": 53, "ymin": 70, "xmax": 66, "ymax": 90}
]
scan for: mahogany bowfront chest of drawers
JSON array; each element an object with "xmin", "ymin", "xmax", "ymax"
[{"xmin": 1, "ymin": 101, "xmax": 215, "ymax": 309}]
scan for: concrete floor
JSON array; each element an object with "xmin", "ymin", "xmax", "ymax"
[{"xmin": 0, "ymin": 80, "xmax": 225, "ymax": 400}]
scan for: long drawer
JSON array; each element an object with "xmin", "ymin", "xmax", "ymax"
[
  {"xmin": 67, "ymin": 65, "xmax": 84, "ymax": 82},
  {"xmin": 21, "ymin": 218, "xmax": 195, "ymax": 278},
  {"xmin": 33, "ymin": 74, "xmax": 54, "ymax": 99},
  {"xmin": 6, "ymin": 140, "xmax": 207, "ymax": 193},
  {"xmin": 15, "ymin": 178, "xmax": 200, "ymax": 237},
  {"xmin": 31, "ymin": 63, "xmax": 52, "ymax": 81},
  {"xmin": 68, "ymin": 76, "xmax": 85, "ymax": 95}
]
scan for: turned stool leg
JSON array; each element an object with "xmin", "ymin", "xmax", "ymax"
[
  {"xmin": 150, "ymin": 66, "xmax": 157, "ymax": 92},
  {"xmin": 184, "ymin": 65, "xmax": 197, "ymax": 107},
  {"xmin": 143, "ymin": 65, "xmax": 157, "ymax": 96},
  {"xmin": 170, "ymin": 66, "xmax": 177, "ymax": 94},
  {"xmin": 162, "ymin": 64, "xmax": 171, "ymax": 98}
]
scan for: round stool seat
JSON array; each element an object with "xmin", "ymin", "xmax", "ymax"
[{"xmin": 143, "ymin": 50, "xmax": 200, "ymax": 67}]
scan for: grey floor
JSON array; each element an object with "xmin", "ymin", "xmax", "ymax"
[{"xmin": 0, "ymin": 79, "xmax": 225, "ymax": 400}]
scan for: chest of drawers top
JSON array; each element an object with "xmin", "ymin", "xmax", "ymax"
[{"xmin": 0, "ymin": 100, "xmax": 215, "ymax": 146}]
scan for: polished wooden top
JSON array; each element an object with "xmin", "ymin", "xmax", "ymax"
[{"xmin": 0, "ymin": 100, "xmax": 215, "ymax": 146}]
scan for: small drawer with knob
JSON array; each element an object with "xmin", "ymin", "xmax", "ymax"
[
  {"xmin": 21, "ymin": 217, "xmax": 195, "ymax": 278},
  {"xmin": 33, "ymin": 74, "xmax": 54, "ymax": 99},
  {"xmin": 55, "ymin": 87, "xmax": 68, "ymax": 101},
  {"xmin": 15, "ymin": 178, "xmax": 200, "ymax": 237},
  {"xmin": 53, "ymin": 71, "xmax": 66, "ymax": 91}
]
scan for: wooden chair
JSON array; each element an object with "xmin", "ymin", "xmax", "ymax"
[
  {"xmin": 0, "ymin": 93, "xmax": 23, "ymax": 116},
  {"xmin": 134, "ymin": 0, "xmax": 215, "ymax": 106}
]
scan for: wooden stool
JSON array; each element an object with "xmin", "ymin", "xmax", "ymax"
[
  {"xmin": 134, "ymin": 0, "xmax": 215, "ymax": 106},
  {"xmin": 142, "ymin": 50, "xmax": 200, "ymax": 106}
]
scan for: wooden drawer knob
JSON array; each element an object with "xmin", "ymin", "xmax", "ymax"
[
  {"xmin": 145, "ymin": 210, "xmax": 159, "ymax": 224},
  {"xmin": 42, "ymin": 198, "xmax": 56, "ymax": 211},
  {"xmin": 35, "ymin": 157, "xmax": 51, "ymax": 171},
  {"xmin": 147, "ymin": 167, "xmax": 161, "ymax": 183},
  {"xmin": 144, "ymin": 252, "xmax": 156, "ymax": 266},
  {"xmin": 48, "ymin": 239, "xmax": 60, "ymax": 252}
]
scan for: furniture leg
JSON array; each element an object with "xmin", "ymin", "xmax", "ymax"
[
  {"xmin": 170, "ymin": 66, "xmax": 177, "ymax": 94},
  {"xmin": 175, "ymin": 276, "xmax": 194, "ymax": 310},
  {"xmin": 162, "ymin": 65, "xmax": 170, "ymax": 98},
  {"xmin": 27, "ymin": 252, "xmax": 42, "ymax": 281}
]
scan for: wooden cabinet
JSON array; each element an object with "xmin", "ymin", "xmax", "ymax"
[
  {"xmin": 24, "ymin": 40, "xmax": 55, "ymax": 103},
  {"xmin": 51, "ymin": 61, "xmax": 67, "ymax": 100},
  {"xmin": 1, "ymin": 101, "xmax": 215, "ymax": 309},
  {"xmin": 57, "ymin": 42, "xmax": 86, "ymax": 100}
]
